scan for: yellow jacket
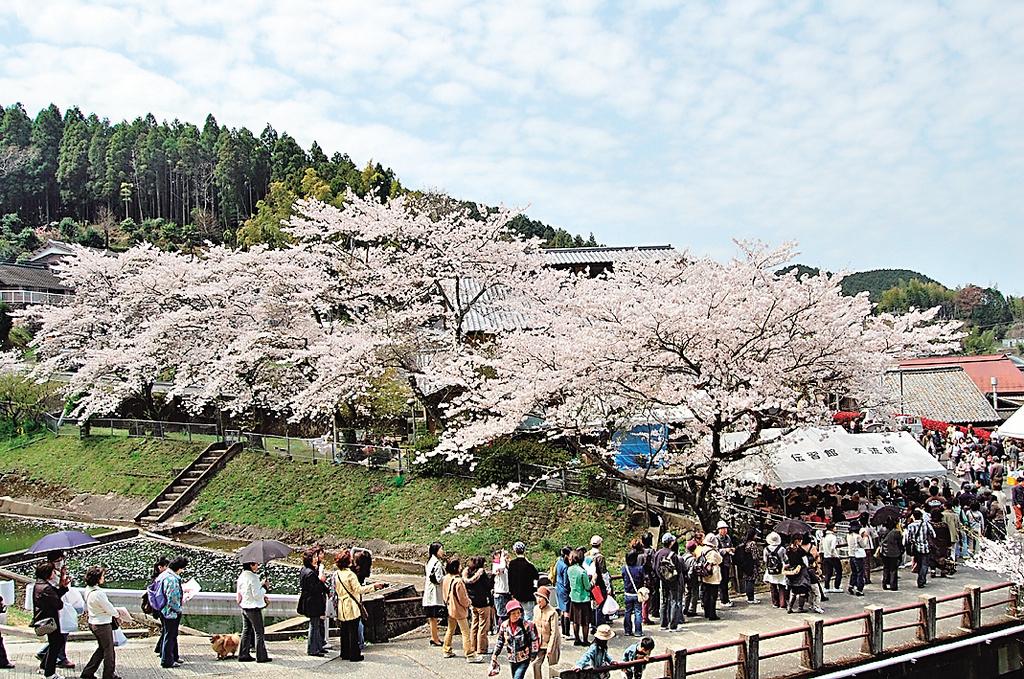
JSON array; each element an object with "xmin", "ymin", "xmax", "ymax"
[{"xmin": 334, "ymin": 568, "xmax": 375, "ymax": 622}]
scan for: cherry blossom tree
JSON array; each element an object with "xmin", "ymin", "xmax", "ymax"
[
  {"xmin": 437, "ymin": 242, "xmax": 962, "ymax": 528},
  {"xmin": 27, "ymin": 193, "xmax": 545, "ymax": 435},
  {"xmin": 284, "ymin": 192, "xmax": 546, "ymax": 428}
]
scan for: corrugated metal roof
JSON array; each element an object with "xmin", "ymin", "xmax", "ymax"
[
  {"xmin": 900, "ymin": 354, "xmax": 1024, "ymax": 395},
  {"xmin": 541, "ymin": 245, "xmax": 676, "ymax": 266},
  {"xmin": 0, "ymin": 263, "xmax": 70, "ymax": 290},
  {"xmin": 439, "ymin": 279, "xmax": 530, "ymax": 334},
  {"xmin": 884, "ymin": 366, "xmax": 1000, "ymax": 424}
]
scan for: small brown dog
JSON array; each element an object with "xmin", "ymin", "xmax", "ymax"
[{"xmin": 210, "ymin": 633, "xmax": 240, "ymax": 660}]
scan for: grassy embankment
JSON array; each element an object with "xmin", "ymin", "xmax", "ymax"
[
  {"xmin": 190, "ymin": 451, "xmax": 638, "ymax": 564},
  {"xmin": 0, "ymin": 433, "xmax": 202, "ymax": 497},
  {"xmin": 0, "ymin": 435, "xmax": 639, "ymax": 564}
]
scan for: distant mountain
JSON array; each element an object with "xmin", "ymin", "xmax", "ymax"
[
  {"xmin": 840, "ymin": 269, "xmax": 942, "ymax": 302},
  {"xmin": 778, "ymin": 264, "xmax": 942, "ymax": 302}
]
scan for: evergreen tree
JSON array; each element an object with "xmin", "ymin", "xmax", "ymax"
[
  {"xmin": 56, "ymin": 115, "xmax": 90, "ymax": 218},
  {"xmin": 30, "ymin": 103, "xmax": 63, "ymax": 221}
]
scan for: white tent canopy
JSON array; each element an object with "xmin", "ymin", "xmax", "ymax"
[
  {"xmin": 996, "ymin": 406, "xmax": 1024, "ymax": 439},
  {"xmin": 724, "ymin": 426, "xmax": 946, "ymax": 489}
]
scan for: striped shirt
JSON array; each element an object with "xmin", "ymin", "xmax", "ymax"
[{"xmin": 905, "ymin": 520, "xmax": 935, "ymax": 555}]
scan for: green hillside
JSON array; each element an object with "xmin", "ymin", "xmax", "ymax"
[{"xmin": 840, "ymin": 269, "xmax": 942, "ymax": 302}]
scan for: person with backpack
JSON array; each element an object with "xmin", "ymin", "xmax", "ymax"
[
  {"xmin": 734, "ymin": 528, "xmax": 760, "ymax": 604},
  {"xmin": 904, "ymin": 509, "xmax": 936, "ymax": 588},
  {"xmin": 682, "ymin": 540, "xmax": 700, "ymax": 617},
  {"xmin": 422, "ymin": 542, "xmax": 446, "ymax": 647},
  {"xmin": 695, "ymin": 534, "xmax": 723, "ymax": 621},
  {"xmin": 878, "ymin": 517, "xmax": 904, "ymax": 591},
  {"xmin": 762, "ymin": 532, "xmax": 788, "ymax": 609},
  {"xmin": 145, "ymin": 556, "xmax": 169, "ymax": 657},
  {"xmin": 783, "ymin": 539, "xmax": 812, "ymax": 614},
  {"xmin": 159, "ymin": 556, "xmax": 188, "ymax": 669},
  {"xmin": 636, "ymin": 534, "xmax": 659, "ymax": 625},
  {"xmin": 653, "ymin": 534, "xmax": 683, "ymax": 631}
]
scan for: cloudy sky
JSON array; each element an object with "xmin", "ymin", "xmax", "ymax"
[{"xmin": 2, "ymin": 1, "xmax": 1022, "ymax": 289}]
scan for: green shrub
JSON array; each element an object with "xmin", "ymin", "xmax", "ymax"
[{"xmin": 472, "ymin": 438, "xmax": 570, "ymax": 487}]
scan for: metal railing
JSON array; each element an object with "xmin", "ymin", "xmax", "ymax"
[
  {"xmin": 0, "ymin": 289, "xmax": 71, "ymax": 305},
  {"xmin": 560, "ymin": 582, "xmax": 1019, "ymax": 679},
  {"xmin": 42, "ymin": 412, "xmax": 219, "ymax": 443}
]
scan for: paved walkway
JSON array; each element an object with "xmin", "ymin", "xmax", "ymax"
[{"xmin": 0, "ymin": 565, "xmax": 1011, "ymax": 678}]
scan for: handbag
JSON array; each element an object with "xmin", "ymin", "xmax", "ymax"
[
  {"xmin": 113, "ymin": 627, "xmax": 128, "ymax": 647},
  {"xmin": 625, "ymin": 567, "xmax": 650, "ymax": 603},
  {"xmin": 33, "ymin": 617, "xmax": 58, "ymax": 636},
  {"xmin": 601, "ymin": 595, "xmax": 619, "ymax": 616},
  {"xmin": 590, "ymin": 583, "xmax": 605, "ymax": 606}
]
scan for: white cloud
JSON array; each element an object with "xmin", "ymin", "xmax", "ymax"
[{"xmin": 0, "ymin": 0, "xmax": 1021, "ymax": 289}]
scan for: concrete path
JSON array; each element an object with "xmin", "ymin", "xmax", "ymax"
[{"xmin": 0, "ymin": 565, "xmax": 1011, "ymax": 678}]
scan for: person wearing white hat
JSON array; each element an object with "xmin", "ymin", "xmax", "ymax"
[
  {"xmin": 575, "ymin": 624, "xmax": 614, "ymax": 675},
  {"xmin": 715, "ymin": 520, "xmax": 735, "ymax": 608}
]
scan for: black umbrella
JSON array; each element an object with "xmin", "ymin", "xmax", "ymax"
[
  {"xmin": 26, "ymin": 530, "xmax": 99, "ymax": 554},
  {"xmin": 773, "ymin": 518, "xmax": 812, "ymax": 536},
  {"xmin": 237, "ymin": 539, "xmax": 292, "ymax": 564},
  {"xmin": 870, "ymin": 505, "xmax": 901, "ymax": 527}
]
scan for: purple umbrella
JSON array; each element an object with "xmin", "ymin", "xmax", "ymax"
[{"xmin": 26, "ymin": 530, "xmax": 99, "ymax": 554}]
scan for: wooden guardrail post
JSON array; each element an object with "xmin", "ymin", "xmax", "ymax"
[
  {"xmin": 919, "ymin": 595, "xmax": 936, "ymax": 642},
  {"xmin": 1010, "ymin": 585, "xmax": 1020, "ymax": 618},
  {"xmin": 809, "ymin": 618, "xmax": 824, "ymax": 670},
  {"xmin": 963, "ymin": 586, "xmax": 982, "ymax": 631},
  {"xmin": 673, "ymin": 648, "xmax": 687, "ymax": 679},
  {"xmin": 864, "ymin": 606, "xmax": 884, "ymax": 655},
  {"xmin": 739, "ymin": 632, "xmax": 759, "ymax": 679},
  {"xmin": 800, "ymin": 622, "xmax": 814, "ymax": 670}
]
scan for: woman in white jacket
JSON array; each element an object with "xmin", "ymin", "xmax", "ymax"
[
  {"xmin": 422, "ymin": 542, "xmax": 447, "ymax": 647},
  {"xmin": 82, "ymin": 566, "xmax": 119, "ymax": 679},
  {"xmin": 236, "ymin": 562, "xmax": 271, "ymax": 663}
]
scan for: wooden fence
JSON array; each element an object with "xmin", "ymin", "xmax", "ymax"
[{"xmin": 559, "ymin": 582, "xmax": 1018, "ymax": 679}]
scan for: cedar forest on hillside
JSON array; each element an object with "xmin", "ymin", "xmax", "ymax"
[{"xmin": 0, "ymin": 102, "xmax": 598, "ymax": 258}]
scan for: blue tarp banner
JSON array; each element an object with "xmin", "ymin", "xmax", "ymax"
[{"xmin": 613, "ymin": 423, "xmax": 668, "ymax": 470}]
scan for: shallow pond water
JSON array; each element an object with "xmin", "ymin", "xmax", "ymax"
[
  {"xmin": 3, "ymin": 516, "xmax": 303, "ymax": 633},
  {"xmin": 0, "ymin": 514, "xmax": 108, "ymax": 553},
  {"xmin": 8, "ymin": 536, "xmax": 301, "ymax": 594}
]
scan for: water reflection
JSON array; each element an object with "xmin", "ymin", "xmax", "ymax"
[{"xmin": 0, "ymin": 515, "xmax": 107, "ymax": 553}]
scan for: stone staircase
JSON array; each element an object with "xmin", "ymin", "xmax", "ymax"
[{"xmin": 134, "ymin": 441, "xmax": 242, "ymax": 525}]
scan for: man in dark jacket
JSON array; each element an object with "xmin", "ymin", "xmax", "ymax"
[
  {"xmin": 297, "ymin": 548, "xmax": 330, "ymax": 656},
  {"xmin": 653, "ymin": 534, "xmax": 683, "ymax": 630},
  {"xmin": 33, "ymin": 561, "xmax": 69, "ymax": 678},
  {"xmin": 507, "ymin": 541, "xmax": 539, "ymax": 621}
]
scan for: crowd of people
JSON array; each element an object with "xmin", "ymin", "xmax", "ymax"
[
  {"xmin": 4, "ymin": 449, "xmax": 1017, "ymax": 679},
  {"xmin": 420, "ymin": 535, "xmax": 676, "ymax": 679}
]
